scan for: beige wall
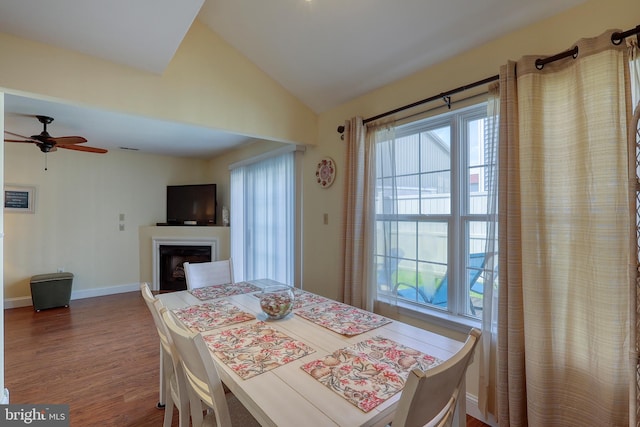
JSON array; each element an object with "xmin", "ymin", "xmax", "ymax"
[{"xmin": 3, "ymin": 143, "xmax": 208, "ymax": 300}]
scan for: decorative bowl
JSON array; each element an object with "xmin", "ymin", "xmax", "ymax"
[{"xmin": 258, "ymin": 285, "xmax": 295, "ymax": 320}]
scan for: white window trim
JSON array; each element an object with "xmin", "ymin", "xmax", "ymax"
[
  {"xmin": 376, "ymin": 295, "xmax": 481, "ymax": 335},
  {"xmin": 374, "ymin": 103, "xmax": 491, "ymax": 321}
]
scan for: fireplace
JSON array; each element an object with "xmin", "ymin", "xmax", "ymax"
[
  {"xmin": 152, "ymin": 237, "xmax": 218, "ymax": 291},
  {"xmin": 159, "ymin": 245, "xmax": 211, "ymax": 291}
]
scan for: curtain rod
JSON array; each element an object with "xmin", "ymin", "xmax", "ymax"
[
  {"xmin": 336, "ymin": 74, "xmax": 499, "ymax": 134},
  {"xmin": 611, "ymin": 24, "xmax": 640, "ymax": 45},
  {"xmin": 535, "ymin": 46, "xmax": 578, "ymax": 70},
  {"xmin": 337, "ymin": 23, "xmax": 640, "ymax": 135},
  {"xmin": 535, "ymin": 24, "xmax": 640, "ymax": 70}
]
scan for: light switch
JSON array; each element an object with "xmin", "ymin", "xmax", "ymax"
[
  {"xmin": 119, "ymin": 213, "xmax": 125, "ymax": 221},
  {"xmin": 119, "ymin": 224, "xmax": 125, "ymax": 231},
  {"xmin": 323, "ymin": 213, "xmax": 329, "ymax": 225}
]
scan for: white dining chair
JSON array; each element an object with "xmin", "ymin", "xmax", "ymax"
[
  {"xmin": 183, "ymin": 258, "xmax": 234, "ymax": 290},
  {"xmin": 392, "ymin": 327, "xmax": 481, "ymax": 427},
  {"xmin": 160, "ymin": 307, "xmax": 260, "ymax": 427},
  {"xmin": 140, "ymin": 283, "xmax": 190, "ymax": 427}
]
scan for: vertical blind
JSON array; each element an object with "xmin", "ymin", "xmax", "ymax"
[{"xmin": 230, "ymin": 151, "xmax": 295, "ymax": 285}]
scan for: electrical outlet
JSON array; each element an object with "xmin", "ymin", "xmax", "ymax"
[
  {"xmin": 119, "ymin": 224, "xmax": 125, "ymax": 231},
  {"xmin": 323, "ymin": 213, "xmax": 329, "ymax": 225},
  {"xmin": 57, "ymin": 267, "xmax": 64, "ymax": 273},
  {"xmin": 119, "ymin": 213, "xmax": 125, "ymax": 221}
]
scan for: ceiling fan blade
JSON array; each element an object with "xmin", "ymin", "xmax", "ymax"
[
  {"xmin": 7, "ymin": 118, "xmax": 96, "ymax": 156},
  {"xmin": 4, "ymin": 130, "xmax": 33, "ymax": 140},
  {"xmin": 50, "ymin": 136, "xmax": 87, "ymax": 145},
  {"xmin": 58, "ymin": 144, "xmax": 108, "ymax": 154},
  {"xmin": 4, "ymin": 139, "xmax": 35, "ymax": 143}
]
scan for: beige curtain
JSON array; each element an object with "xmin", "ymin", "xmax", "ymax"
[
  {"xmin": 497, "ymin": 30, "xmax": 635, "ymax": 426},
  {"xmin": 342, "ymin": 117, "xmax": 376, "ymax": 310}
]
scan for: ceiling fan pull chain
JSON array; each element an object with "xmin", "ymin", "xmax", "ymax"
[{"xmin": 44, "ymin": 153, "xmax": 48, "ymax": 171}]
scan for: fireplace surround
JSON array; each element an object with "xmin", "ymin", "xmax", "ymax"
[{"xmin": 152, "ymin": 237, "xmax": 218, "ymax": 291}]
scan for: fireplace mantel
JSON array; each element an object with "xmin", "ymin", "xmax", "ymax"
[{"xmin": 138, "ymin": 226, "xmax": 230, "ymax": 290}]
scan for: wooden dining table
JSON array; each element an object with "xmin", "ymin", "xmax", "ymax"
[{"xmin": 157, "ymin": 279, "xmax": 466, "ymax": 427}]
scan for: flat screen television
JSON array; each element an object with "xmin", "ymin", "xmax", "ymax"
[{"xmin": 166, "ymin": 184, "xmax": 216, "ymax": 225}]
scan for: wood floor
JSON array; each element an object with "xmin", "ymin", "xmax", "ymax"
[{"xmin": 5, "ymin": 291, "xmax": 490, "ymax": 426}]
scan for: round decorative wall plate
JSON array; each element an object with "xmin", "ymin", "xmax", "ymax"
[{"xmin": 316, "ymin": 157, "xmax": 336, "ymax": 188}]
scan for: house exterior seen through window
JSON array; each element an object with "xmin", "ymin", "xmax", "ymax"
[{"xmin": 375, "ymin": 103, "xmax": 496, "ymax": 319}]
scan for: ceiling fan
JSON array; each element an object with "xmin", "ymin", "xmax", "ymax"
[{"xmin": 4, "ymin": 115, "xmax": 108, "ymax": 154}]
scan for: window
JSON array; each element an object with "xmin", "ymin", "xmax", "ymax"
[
  {"xmin": 375, "ymin": 103, "xmax": 496, "ymax": 319},
  {"xmin": 230, "ymin": 146, "xmax": 304, "ymax": 286}
]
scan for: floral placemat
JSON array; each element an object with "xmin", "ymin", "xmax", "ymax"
[
  {"xmin": 301, "ymin": 336, "xmax": 443, "ymax": 412},
  {"xmin": 295, "ymin": 301, "xmax": 392, "ymax": 336},
  {"xmin": 172, "ymin": 300, "xmax": 255, "ymax": 332},
  {"xmin": 253, "ymin": 288, "xmax": 331, "ymax": 309},
  {"xmin": 203, "ymin": 321, "xmax": 316, "ymax": 380},
  {"xmin": 190, "ymin": 282, "xmax": 262, "ymax": 301},
  {"xmin": 292, "ymin": 289, "xmax": 331, "ymax": 309}
]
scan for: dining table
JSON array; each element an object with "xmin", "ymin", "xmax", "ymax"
[{"xmin": 156, "ymin": 279, "xmax": 467, "ymax": 427}]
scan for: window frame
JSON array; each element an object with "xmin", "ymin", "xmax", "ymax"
[{"xmin": 373, "ymin": 102, "xmax": 491, "ymax": 328}]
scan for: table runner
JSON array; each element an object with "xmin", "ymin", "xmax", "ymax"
[
  {"xmin": 301, "ymin": 336, "xmax": 443, "ymax": 412},
  {"xmin": 189, "ymin": 281, "xmax": 262, "ymax": 300},
  {"xmin": 172, "ymin": 300, "xmax": 255, "ymax": 332},
  {"xmin": 295, "ymin": 301, "xmax": 392, "ymax": 336},
  {"xmin": 204, "ymin": 321, "xmax": 315, "ymax": 380}
]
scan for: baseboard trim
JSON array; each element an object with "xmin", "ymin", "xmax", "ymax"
[
  {"xmin": 466, "ymin": 393, "xmax": 498, "ymax": 427},
  {"xmin": 4, "ymin": 283, "xmax": 141, "ymax": 309}
]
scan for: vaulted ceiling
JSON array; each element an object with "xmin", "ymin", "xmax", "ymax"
[{"xmin": 1, "ymin": 0, "xmax": 587, "ymax": 157}]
